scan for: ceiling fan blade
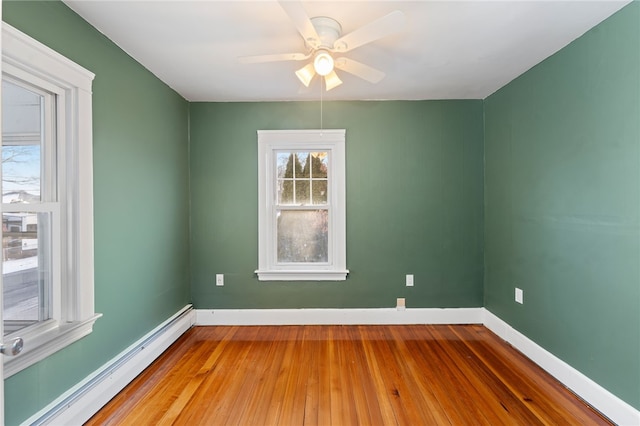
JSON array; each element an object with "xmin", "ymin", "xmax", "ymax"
[
  {"xmin": 238, "ymin": 52, "xmax": 310, "ymax": 64},
  {"xmin": 334, "ymin": 58, "xmax": 385, "ymax": 83},
  {"xmin": 332, "ymin": 10, "xmax": 406, "ymax": 53},
  {"xmin": 278, "ymin": 0, "xmax": 321, "ymax": 49}
]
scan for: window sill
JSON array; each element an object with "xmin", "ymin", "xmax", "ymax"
[
  {"xmin": 255, "ymin": 270, "xmax": 349, "ymax": 281},
  {"xmin": 4, "ymin": 313, "xmax": 102, "ymax": 378}
]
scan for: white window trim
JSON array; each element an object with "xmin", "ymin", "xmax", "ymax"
[
  {"xmin": 256, "ymin": 129, "xmax": 348, "ymax": 281},
  {"xmin": 2, "ymin": 23, "xmax": 101, "ymax": 377}
]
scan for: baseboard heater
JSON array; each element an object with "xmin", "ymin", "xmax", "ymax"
[{"xmin": 25, "ymin": 304, "xmax": 195, "ymax": 426}]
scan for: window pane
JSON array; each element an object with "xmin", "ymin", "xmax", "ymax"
[
  {"xmin": 311, "ymin": 180, "xmax": 328, "ymax": 204},
  {"xmin": 278, "ymin": 179, "xmax": 294, "ymax": 204},
  {"xmin": 276, "ymin": 152, "xmax": 293, "ymax": 179},
  {"xmin": 309, "ymin": 152, "xmax": 328, "ymax": 178},
  {"xmin": 277, "ymin": 210, "xmax": 328, "ymax": 263},
  {"xmin": 3, "ymin": 212, "xmax": 52, "ymax": 336},
  {"xmin": 297, "ymin": 152, "xmax": 309, "ymax": 176},
  {"xmin": 296, "ymin": 180, "xmax": 310, "ymax": 204},
  {"xmin": 2, "ymin": 80, "xmax": 43, "ymax": 202}
]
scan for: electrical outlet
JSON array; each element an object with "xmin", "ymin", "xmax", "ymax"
[
  {"xmin": 216, "ymin": 274, "xmax": 224, "ymax": 286},
  {"xmin": 396, "ymin": 297, "xmax": 406, "ymax": 311},
  {"xmin": 515, "ymin": 287, "xmax": 523, "ymax": 304},
  {"xmin": 406, "ymin": 274, "xmax": 414, "ymax": 287}
]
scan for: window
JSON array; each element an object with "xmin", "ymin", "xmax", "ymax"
[
  {"xmin": 256, "ymin": 130, "xmax": 348, "ymax": 281},
  {"xmin": 2, "ymin": 23, "xmax": 100, "ymax": 377}
]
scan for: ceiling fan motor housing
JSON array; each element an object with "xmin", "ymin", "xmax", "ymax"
[{"xmin": 309, "ymin": 16, "xmax": 343, "ymax": 50}]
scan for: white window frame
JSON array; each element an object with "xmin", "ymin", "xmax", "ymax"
[
  {"xmin": 2, "ymin": 23, "xmax": 100, "ymax": 377},
  {"xmin": 256, "ymin": 129, "xmax": 348, "ymax": 281}
]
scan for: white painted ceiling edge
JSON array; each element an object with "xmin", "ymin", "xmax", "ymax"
[{"xmin": 63, "ymin": 0, "xmax": 631, "ymax": 102}]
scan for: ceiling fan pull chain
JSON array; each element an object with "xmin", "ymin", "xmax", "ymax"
[{"xmin": 320, "ymin": 76, "xmax": 324, "ymax": 133}]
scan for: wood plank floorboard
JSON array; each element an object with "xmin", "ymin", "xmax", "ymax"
[{"xmin": 85, "ymin": 325, "xmax": 612, "ymax": 426}]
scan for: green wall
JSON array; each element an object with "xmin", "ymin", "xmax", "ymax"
[
  {"xmin": 484, "ymin": 2, "xmax": 640, "ymax": 410},
  {"xmin": 3, "ymin": 0, "xmax": 639, "ymax": 423},
  {"xmin": 190, "ymin": 101, "xmax": 484, "ymax": 309},
  {"xmin": 3, "ymin": 2, "xmax": 191, "ymax": 424}
]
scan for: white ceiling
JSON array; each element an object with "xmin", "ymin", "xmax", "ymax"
[{"xmin": 63, "ymin": 0, "xmax": 630, "ymax": 102}]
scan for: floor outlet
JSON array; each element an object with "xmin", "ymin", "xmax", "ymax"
[
  {"xmin": 396, "ymin": 297, "xmax": 406, "ymax": 311},
  {"xmin": 216, "ymin": 274, "xmax": 224, "ymax": 286},
  {"xmin": 515, "ymin": 287, "xmax": 523, "ymax": 304}
]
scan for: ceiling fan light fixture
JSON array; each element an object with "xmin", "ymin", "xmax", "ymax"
[
  {"xmin": 295, "ymin": 62, "xmax": 316, "ymax": 87},
  {"xmin": 324, "ymin": 70, "xmax": 342, "ymax": 91},
  {"xmin": 313, "ymin": 50, "xmax": 334, "ymax": 76}
]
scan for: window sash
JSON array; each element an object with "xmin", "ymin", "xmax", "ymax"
[
  {"xmin": 1, "ymin": 76, "xmax": 58, "ymax": 203},
  {"xmin": 2, "ymin": 75, "xmax": 62, "ymax": 337},
  {"xmin": 275, "ymin": 150, "xmax": 330, "ymax": 207},
  {"xmin": 273, "ymin": 206, "xmax": 331, "ymax": 266},
  {"xmin": 1, "ymin": 204, "xmax": 62, "ymax": 327}
]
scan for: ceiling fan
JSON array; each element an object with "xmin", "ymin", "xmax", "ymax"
[{"xmin": 239, "ymin": 1, "xmax": 406, "ymax": 91}]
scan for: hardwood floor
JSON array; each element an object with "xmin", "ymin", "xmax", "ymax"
[{"xmin": 86, "ymin": 325, "xmax": 611, "ymax": 425}]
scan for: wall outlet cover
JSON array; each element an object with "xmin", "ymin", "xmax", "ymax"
[
  {"xmin": 515, "ymin": 287, "xmax": 523, "ymax": 304},
  {"xmin": 406, "ymin": 274, "xmax": 414, "ymax": 287}
]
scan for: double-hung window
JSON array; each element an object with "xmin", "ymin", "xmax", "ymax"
[
  {"xmin": 256, "ymin": 130, "xmax": 348, "ymax": 281},
  {"xmin": 2, "ymin": 78, "xmax": 57, "ymax": 336},
  {"xmin": 2, "ymin": 23, "xmax": 99, "ymax": 376}
]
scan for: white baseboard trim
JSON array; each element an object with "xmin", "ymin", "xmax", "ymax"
[
  {"xmin": 23, "ymin": 304, "xmax": 195, "ymax": 426},
  {"xmin": 483, "ymin": 309, "xmax": 640, "ymax": 426},
  {"xmin": 195, "ymin": 307, "xmax": 484, "ymax": 326}
]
